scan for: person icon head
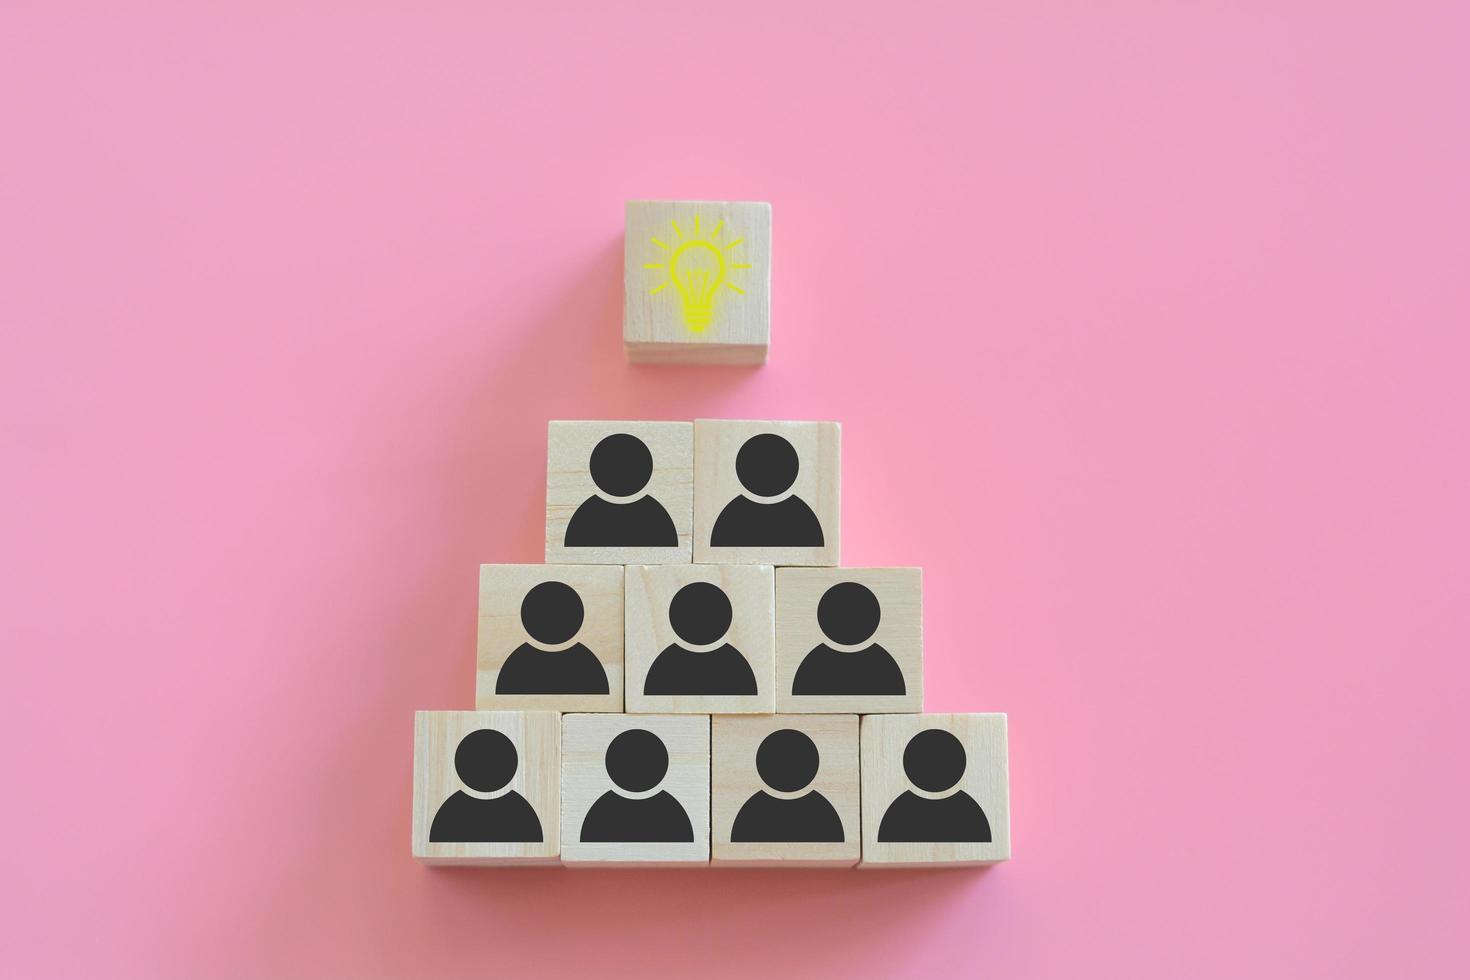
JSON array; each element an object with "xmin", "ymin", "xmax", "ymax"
[
  {"xmin": 668, "ymin": 582, "xmax": 733, "ymax": 648},
  {"xmin": 454, "ymin": 729, "xmax": 520, "ymax": 794},
  {"xmin": 520, "ymin": 581, "xmax": 583, "ymax": 648},
  {"xmin": 605, "ymin": 728, "xmax": 669, "ymax": 794},
  {"xmin": 756, "ymin": 729, "xmax": 820, "ymax": 793},
  {"xmin": 817, "ymin": 582, "xmax": 881, "ymax": 647},
  {"xmin": 588, "ymin": 433, "xmax": 655, "ymax": 499},
  {"xmin": 903, "ymin": 729, "xmax": 967, "ymax": 795},
  {"xmin": 735, "ymin": 433, "xmax": 800, "ymax": 499}
]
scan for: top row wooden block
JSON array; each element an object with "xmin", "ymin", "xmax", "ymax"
[
  {"xmin": 546, "ymin": 419, "xmax": 839, "ymax": 566},
  {"xmin": 624, "ymin": 200, "xmax": 771, "ymax": 366}
]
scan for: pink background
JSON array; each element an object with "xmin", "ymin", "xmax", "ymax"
[{"xmin": 3, "ymin": 3, "xmax": 1467, "ymax": 977}]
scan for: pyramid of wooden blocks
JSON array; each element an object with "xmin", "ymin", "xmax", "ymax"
[
  {"xmin": 417, "ymin": 218, "xmax": 1013, "ymax": 871},
  {"xmin": 624, "ymin": 201, "xmax": 771, "ymax": 365},
  {"xmin": 412, "ymin": 414, "xmax": 1012, "ymax": 867}
]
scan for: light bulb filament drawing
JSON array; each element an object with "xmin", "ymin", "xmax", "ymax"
[{"xmin": 645, "ymin": 215, "xmax": 751, "ymax": 333}]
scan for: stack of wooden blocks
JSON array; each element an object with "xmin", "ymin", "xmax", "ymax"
[
  {"xmin": 413, "ymin": 418, "xmax": 1011, "ymax": 868},
  {"xmin": 411, "ymin": 202, "xmax": 1010, "ymax": 869}
]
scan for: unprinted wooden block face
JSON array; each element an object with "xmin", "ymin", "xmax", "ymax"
[
  {"xmin": 776, "ymin": 567, "xmax": 923, "ymax": 714},
  {"xmin": 624, "ymin": 201, "xmax": 771, "ymax": 365},
  {"xmin": 545, "ymin": 421, "xmax": 693, "ymax": 564},
  {"xmin": 560, "ymin": 713, "xmax": 711, "ymax": 866},
  {"xmin": 711, "ymin": 714, "xmax": 860, "ymax": 867},
  {"xmin": 475, "ymin": 564, "xmax": 624, "ymax": 712},
  {"xmin": 412, "ymin": 711, "xmax": 561, "ymax": 866},
  {"xmin": 624, "ymin": 563, "xmax": 776, "ymax": 714},
  {"xmin": 692, "ymin": 420, "xmax": 840, "ymax": 566},
  {"xmin": 860, "ymin": 714, "xmax": 1011, "ymax": 867}
]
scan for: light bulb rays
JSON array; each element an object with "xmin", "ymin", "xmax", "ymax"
[{"xmin": 644, "ymin": 215, "xmax": 750, "ymax": 333}]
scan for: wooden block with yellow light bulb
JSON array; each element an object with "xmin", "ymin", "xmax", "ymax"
[{"xmin": 623, "ymin": 200, "xmax": 771, "ymax": 365}]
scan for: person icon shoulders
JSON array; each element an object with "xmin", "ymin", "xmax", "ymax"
[
  {"xmin": 565, "ymin": 433, "xmax": 677, "ymax": 548},
  {"xmin": 430, "ymin": 729, "xmax": 544, "ymax": 843},
  {"xmin": 710, "ymin": 433, "xmax": 824, "ymax": 548},
  {"xmin": 644, "ymin": 581, "xmax": 758, "ymax": 696},
  {"xmin": 878, "ymin": 729, "xmax": 991, "ymax": 843},
  {"xmin": 496, "ymin": 581, "xmax": 609, "ymax": 695},
  {"xmin": 731, "ymin": 729, "xmax": 844, "ymax": 843},
  {"xmin": 792, "ymin": 582, "xmax": 905, "ymax": 696},
  {"xmin": 580, "ymin": 729, "xmax": 693, "ymax": 843}
]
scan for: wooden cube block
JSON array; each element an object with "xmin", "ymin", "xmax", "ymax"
[
  {"xmin": 860, "ymin": 713, "xmax": 1011, "ymax": 868},
  {"xmin": 692, "ymin": 419, "xmax": 840, "ymax": 566},
  {"xmin": 475, "ymin": 564, "xmax": 624, "ymax": 712},
  {"xmin": 560, "ymin": 713, "xmax": 711, "ymax": 867},
  {"xmin": 776, "ymin": 567, "xmax": 923, "ymax": 714},
  {"xmin": 711, "ymin": 714, "xmax": 860, "ymax": 867},
  {"xmin": 545, "ymin": 420, "xmax": 693, "ymax": 564},
  {"xmin": 412, "ymin": 711, "xmax": 560, "ymax": 866},
  {"xmin": 624, "ymin": 563, "xmax": 775, "ymax": 714},
  {"xmin": 624, "ymin": 200, "xmax": 771, "ymax": 365}
]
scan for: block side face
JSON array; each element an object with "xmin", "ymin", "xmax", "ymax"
[
  {"xmin": 692, "ymin": 420, "xmax": 840, "ymax": 566},
  {"xmin": 413, "ymin": 711, "xmax": 561, "ymax": 864},
  {"xmin": 859, "ymin": 713, "xmax": 1010, "ymax": 867},
  {"xmin": 624, "ymin": 201, "xmax": 771, "ymax": 354},
  {"xmin": 626, "ymin": 341, "xmax": 768, "ymax": 366},
  {"xmin": 710, "ymin": 714, "xmax": 860, "ymax": 866},
  {"xmin": 475, "ymin": 564, "xmax": 625, "ymax": 712},
  {"xmin": 546, "ymin": 421, "xmax": 693, "ymax": 564},
  {"xmin": 560, "ymin": 713, "xmax": 711, "ymax": 865},
  {"xmin": 775, "ymin": 567, "xmax": 923, "ymax": 714},
  {"xmin": 624, "ymin": 564, "xmax": 776, "ymax": 714}
]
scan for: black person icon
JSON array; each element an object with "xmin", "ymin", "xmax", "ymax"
[
  {"xmin": 495, "ymin": 581, "xmax": 609, "ymax": 695},
  {"xmin": 643, "ymin": 582, "xmax": 758, "ymax": 695},
  {"xmin": 878, "ymin": 729, "xmax": 991, "ymax": 843},
  {"xmin": 731, "ymin": 729, "xmax": 844, "ymax": 842},
  {"xmin": 792, "ymin": 582, "xmax": 905, "ymax": 696},
  {"xmin": 709, "ymin": 433, "xmax": 824, "ymax": 547},
  {"xmin": 429, "ymin": 729, "xmax": 544, "ymax": 843},
  {"xmin": 579, "ymin": 729, "xmax": 694, "ymax": 842},
  {"xmin": 564, "ymin": 433, "xmax": 678, "ymax": 547}
]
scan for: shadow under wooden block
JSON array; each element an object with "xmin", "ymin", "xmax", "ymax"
[
  {"xmin": 475, "ymin": 564, "xmax": 624, "ymax": 712},
  {"xmin": 693, "ymin": 419, "xmax": 840, "ymax": 566},
  {"xmin": 560, "ymin": 713, "xmax": 710, "ymax": 867},
  {"xmin": 859, "ymin": 713, "xmax": 1011, "ymax": 868},
  {"xmin": 545, "ymin": 420, "xmax": 693, "ymax": 565},
  {"xmin": 412, "ymin": 711, "xmax": 561, "ymax": 866},
  {"xmin": 711, "ymin": 714, "xmax": 860, "ymax": 867},
  {"xmin": 624, "ymin": 563, "xmax": 776, "ymax": 714},
  {"xmin": 776, "ymin": 567, "xmax": 923, "ymax": 714},
  {"xmin": 623, "ymin": 200, "xmax": 771, "ymax": 366}
]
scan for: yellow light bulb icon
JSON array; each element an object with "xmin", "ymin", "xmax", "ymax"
[
  {"xmin": 645, "ymin": 215, "xmax": 751, "ymax": 334},
  {"xmin": 668, "ymin": 239, "xmax": 724, "ymax": 332}
]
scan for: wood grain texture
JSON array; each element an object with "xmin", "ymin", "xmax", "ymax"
[
  {"xmin": 545, "ymin": 420, "xmax": 693, "ymax": 564},
  {"xmin": 412, "ymin": 711, "xmax": 561, "ymax": 866},
  {"xmin": 859, "ymin": 713, "xmax": 1011, "ymax": 868},
  {"xmin": 711, "ymin": 714, "xmax": 860, "ymax": 867},
  {"xmin": 692, "ymin": 419, "xmax": 840, "ymax": 566},
  {"xmin": 776, "ymin": 567, "xmax": 923, "ymax": 714},
  {"xmin": 560, "ymin": 713, "xmax": 711, "ymax": 867},
  {"xmin": 624, "ymin": 563, "xmax": 776, "ymax": 714},
  {"xmin": 623, "ymin": 200, "xmax": 770, "ymax": 365},
  {"xmin": 475, "ymin": 564, "xmax": 624, "ymax": 712}
]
